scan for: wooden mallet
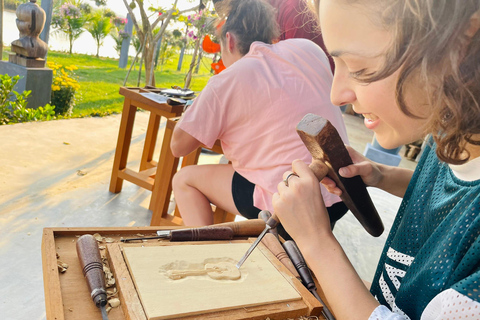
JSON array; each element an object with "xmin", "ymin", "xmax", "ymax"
[{"xmin": 296, "ymin": 113, "xmax": 384, "ymax": 237}]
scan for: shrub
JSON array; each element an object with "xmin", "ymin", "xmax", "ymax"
[
  {"xmin": 0, "ymin": 74, "xmax": 56, "ymax": 125},
  {"xmin": 48, "ymin": 62, "xmax": 80, "ymax": 115}
]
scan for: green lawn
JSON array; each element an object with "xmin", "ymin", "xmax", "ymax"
[{"xmin": 2, "ymin": 49, "xmax": 213, "ymax": 117}]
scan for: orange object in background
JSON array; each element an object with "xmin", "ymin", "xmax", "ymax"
[
  {"xmin": 211, "ymin": 59, "xmax": 225, "ymax": 74},
  {"xmin": 202, "ymin": 35, "xmax": 221, "ymax": 53}
]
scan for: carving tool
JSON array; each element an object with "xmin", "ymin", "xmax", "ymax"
[
  {"xmin": 236, "ymin": 212, "xmax": 279, "ymax": 269},
  {"xmin": 296, "ymin": 113, "xmax": 384, "ymax": 237},
  {"xmin": 283, "ymin": 240, "xmax": 335, "ymax": 320},
  {"xmin": 258, "ymin": 210, "xmax": 279, "ymax": 238},
  {"xmin": 213, "ymin": 218, "xmax": 266, "ymax": 237},
  {"xmin": 257, "ymin": 210, "xmax": 299, "ymax": 277},
  {"xmin": 121, "ymin": 226, "xmax": 234, "ymax": 242},
  {"xmin": 76, "ymin": 234, "xmax": 109, "ymax": 320}
]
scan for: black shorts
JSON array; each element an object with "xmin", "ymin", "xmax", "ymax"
[
  {"xmin": 231, "ymin": 171, "xmax": 349, "ymax": 241},
  {"xmin": 231, "ymin": 172, "xmax": 261, "ymax": 219}
]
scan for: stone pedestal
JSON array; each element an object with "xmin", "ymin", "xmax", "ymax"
[{"xmin": 0, "ymin": 60, "xmax": 52, "ymax": 109}]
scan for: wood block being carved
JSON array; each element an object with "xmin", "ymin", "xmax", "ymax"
[{"xmin": 123, "ymin": 243, "xmax": 302, "ymax": 319}]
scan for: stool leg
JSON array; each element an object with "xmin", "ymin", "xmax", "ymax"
[
  {"xmin": 149, "ymin": 120, "xmax": 179, "ymax": 225},
  {"xmin": 140, "ymin": 113, "xmax": 161, "ymax": 171},
  {"xmin": 109, "ymin": 98, "xmax": 137, "ymax": 193}
]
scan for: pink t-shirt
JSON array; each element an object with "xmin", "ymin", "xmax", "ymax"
[{"xmin": 177, "ymin": 39, "xmax": 348, "ymax": 212}]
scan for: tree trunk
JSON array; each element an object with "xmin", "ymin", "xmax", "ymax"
[
  {"xmin": 177, "ymin": 45, "xmax": 186, "ymax": 71},
  {"xmin": 144, "ymin": 42, "xmax": 156, "ymax": 86},
  {"xmin": 194, "ymin": 48, "xmax": 203, "ymax": 74},
  {"xmin": 184, "ymin": 38, "xmax": 201, "ymax": 89}
]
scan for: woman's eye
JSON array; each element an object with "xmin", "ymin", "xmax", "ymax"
[{"xmin": 349, "ymin": 68, "xmax": 367, "ymax": 79}]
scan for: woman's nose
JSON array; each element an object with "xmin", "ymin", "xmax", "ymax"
[{"xmin": 330, "ymin": 71, "xmax": 356, "ymax": 106}]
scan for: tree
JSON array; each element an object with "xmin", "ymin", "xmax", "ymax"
[
  {"xmin": 52, "ymin": 2, "xmax": 86, "ymax": 54},
  {"xmin": 122, "ymin": 0, "xmax": 198, "ymax": 86},
  {"xmin": 183, "ymin": 10, "xmax": 215, "ymax": 88},
  {"xmin": 86, "ymin": 9, "xmax": 113, "ymax": 57}
]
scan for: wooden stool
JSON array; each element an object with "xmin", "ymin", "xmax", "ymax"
[{"xmin": 110, "ymin": 87, "xmax": 235, "ymax": 226}]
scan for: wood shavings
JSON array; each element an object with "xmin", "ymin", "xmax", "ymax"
[
  {"xmin": 106, "ymin": 288, "xmax": 117, "ymax": 298},
  {"xmin": 93, "ymin": 233, "xmax": 103, "ymax": 242},
  {"xmin": 104, "ymin": 237, "xmax": 115, "ymax": 243},
  {"xmin": 57, "ymin": 260, "xmax": 69, "ymax": 273},
  {"xmin": 76, "ymin": 170, "xmax": 87, "ymax": 176},
  {"xmin": 106, "ymin": 306, "xmax": 112, "ymax": 313},
  {"xmin": 68, "ymin": 308, "xmax": 73, "ymax": 312},
  {"xmin": 136, "ymin": 233, "xmax": 144, "ymax": 237},
  {"xmin": 102, "ymin": 260, "xmax": 116, "ymax": 288},
  {"xmin": 98, "ymin": 246, "xmax": 106, "ymax": 250},
  {"xmin": 108, "ymin": 298, "xmax": 120, "ymax": 308}
]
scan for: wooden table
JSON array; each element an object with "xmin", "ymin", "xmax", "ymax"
[
  {"xmin": 109, "ymin": 87, "xmax": 235, "ymax": 226},
  {"xmin": 42, "ymin": 226, "xmax": 330, "ymax": 320}
]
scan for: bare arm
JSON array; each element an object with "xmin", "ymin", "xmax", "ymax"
[{"xmin": 171, "ymin": 126, "xmax": 201, "ymax": 158}]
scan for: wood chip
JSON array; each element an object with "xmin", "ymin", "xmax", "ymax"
[
  {"xmin": 99, "ymin": 246, "xmax": 106, "ymax": 250},
  {"xmin": 108, "ymin": 298, "xmax": 121, "ymax": 308},
  {"xmin": 136, "ymin": 233, "xmax": 144, "ymax": 237},
  {"xmin": 93, "ymin": 233, "xmax": 103, "ymax": 242},
  {"xmin": 104, "ymin": 237, "xmax": 115, "ymax": 243},
  {"xmin": 106, "ymin": 306, "xmax": 112, "ymax": 313},
  {"xmin": 57, "ymin": 260, "xmax": 69, "ymax": 273},
  {"xmin": 76, "ymin": 170, "xmax": 87, "ymax": 176}
]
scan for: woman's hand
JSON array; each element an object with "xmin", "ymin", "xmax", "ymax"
[
  {"xmin": 272, "ymin": 159, "xmax": 332, "ymax": 247},
  {"xmin": 321, "ymin": 145, "xmax": 383, "ymax": 196}
]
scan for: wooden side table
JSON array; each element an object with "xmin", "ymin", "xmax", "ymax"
[
  {"xmin": 109, "ymin": 87, "xmax": 184, "ymax": 224},
  {"xmin": 110, "ymin": 87, "xmax": 236, "ymax": 226}
]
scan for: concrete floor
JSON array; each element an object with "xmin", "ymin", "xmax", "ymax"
[{"xmin": 0, "ymin": 112, "xmax": 416, "ymax": 319}]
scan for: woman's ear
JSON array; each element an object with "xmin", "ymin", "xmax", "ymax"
[
  {"xmin": 465, "ymin": 10, "xmax": 480, "ymax": 38},
  {"xmin": 225, "ymin": 32, "xmax": 236, "ymax": 54}
]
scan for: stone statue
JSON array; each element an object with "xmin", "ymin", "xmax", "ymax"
[{"xmin": 11, "ymin": 0, "xmax": 48, "ymax": 60}]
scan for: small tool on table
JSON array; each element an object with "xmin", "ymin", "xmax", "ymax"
[
  {"xmin": 121, "ymin": 226, "xmax": 234, "ymax": 242},
  {"xmin": 236, "ymin": 213, "xmax": 279, "ymax": 269},
  {"xmin": 283, "ymin": 240, "xmax": 336, "ymax": 320},
  {"xmin": 76, "ymin": 234, "xmax": 109, "ymax": 320}
]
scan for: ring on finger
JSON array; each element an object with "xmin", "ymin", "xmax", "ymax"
[{"xmin": 283, "ymin": 173, "xmax": 299, "ymax": 187}]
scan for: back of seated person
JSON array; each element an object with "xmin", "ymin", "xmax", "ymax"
[{"xmin": 170, "ymin": 0, "xmax": 349, "ymax": 238}]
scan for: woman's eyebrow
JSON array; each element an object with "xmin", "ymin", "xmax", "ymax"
[{"xmin": 329, "ymin": 49, "xmax": 382, "ymax": 59}]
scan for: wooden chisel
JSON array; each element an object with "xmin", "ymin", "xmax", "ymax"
[
  {"xmin": 76, "ymin": 234, "xmax": 109, "ymax": 320},
  {"xmin": 212, "ymin": 219, "xmax": 266, "ymax": 237},
  {"xmin": 121, "ymin": 226, "xmax": 234, "ymax": 242},
  {"xmin": 283, "ymin": 240, "xmax": 335, "ymax": 320}
]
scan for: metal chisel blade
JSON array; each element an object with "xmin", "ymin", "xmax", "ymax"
[{"xmin": 100, "ymin": 305, "xmax": 109, "ymax": 320}]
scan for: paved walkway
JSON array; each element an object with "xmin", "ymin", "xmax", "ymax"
[{"xmin": 0, "ymin": 112, "xmax": 416, "ymax": 319}]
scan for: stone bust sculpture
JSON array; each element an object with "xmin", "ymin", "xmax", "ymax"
[{"xmin": 11, "ymin": 0, "xmax": 48, "ymax": 59}]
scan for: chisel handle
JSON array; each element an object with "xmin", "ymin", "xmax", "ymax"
[
  {"xmin": 283, "ymin": 240, "xmax": 316, "ymax": 291},
  {"xmin": 170, "ymin": 226, "xmax": 234, "ymax": 241},
  {"xmin": 261, "ymin": 233, "xmax": 300, "ymax": 278},
  {"xmin": 76, "ymin": 234, "xmax": 107, "ymax": 308},
  {"xmin": 214, "ymin": 219, "xmax": 266, "ymax": 237},
  {"xmin": 258, "ymin": 210, "xmax": 279, "ymax": 238}
]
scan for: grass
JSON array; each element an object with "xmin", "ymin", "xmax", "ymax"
[{"xmin": 2, "ymin": 48, "xmax": 213, "ymax": 118}]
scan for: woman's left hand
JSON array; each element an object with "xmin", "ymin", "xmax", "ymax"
[{"xmin": 272, "ymin": 159, "xmax": 333, "ymax": 247}]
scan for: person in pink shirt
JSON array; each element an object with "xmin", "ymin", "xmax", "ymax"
[{"xmin": 171, "ymin": 0, "xmax": 348, "ymax": 238}]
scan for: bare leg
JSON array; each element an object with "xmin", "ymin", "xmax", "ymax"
[{"xmin": 172, "ymin": 164, "xmax": 242, "ymax": 226}]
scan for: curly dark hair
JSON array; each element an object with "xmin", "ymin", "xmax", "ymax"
[
  {"xmin": 219, "ymin": 0, "xmax": 280, "ymax": 55},
  {"xmin": 346, "ymin": 0, "xmax": 480, "ymax": 164}
]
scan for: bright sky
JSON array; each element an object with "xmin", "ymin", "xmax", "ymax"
[{"xmin": 105, "ymin": 0, "xmax": 202, "ymax": 17}]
